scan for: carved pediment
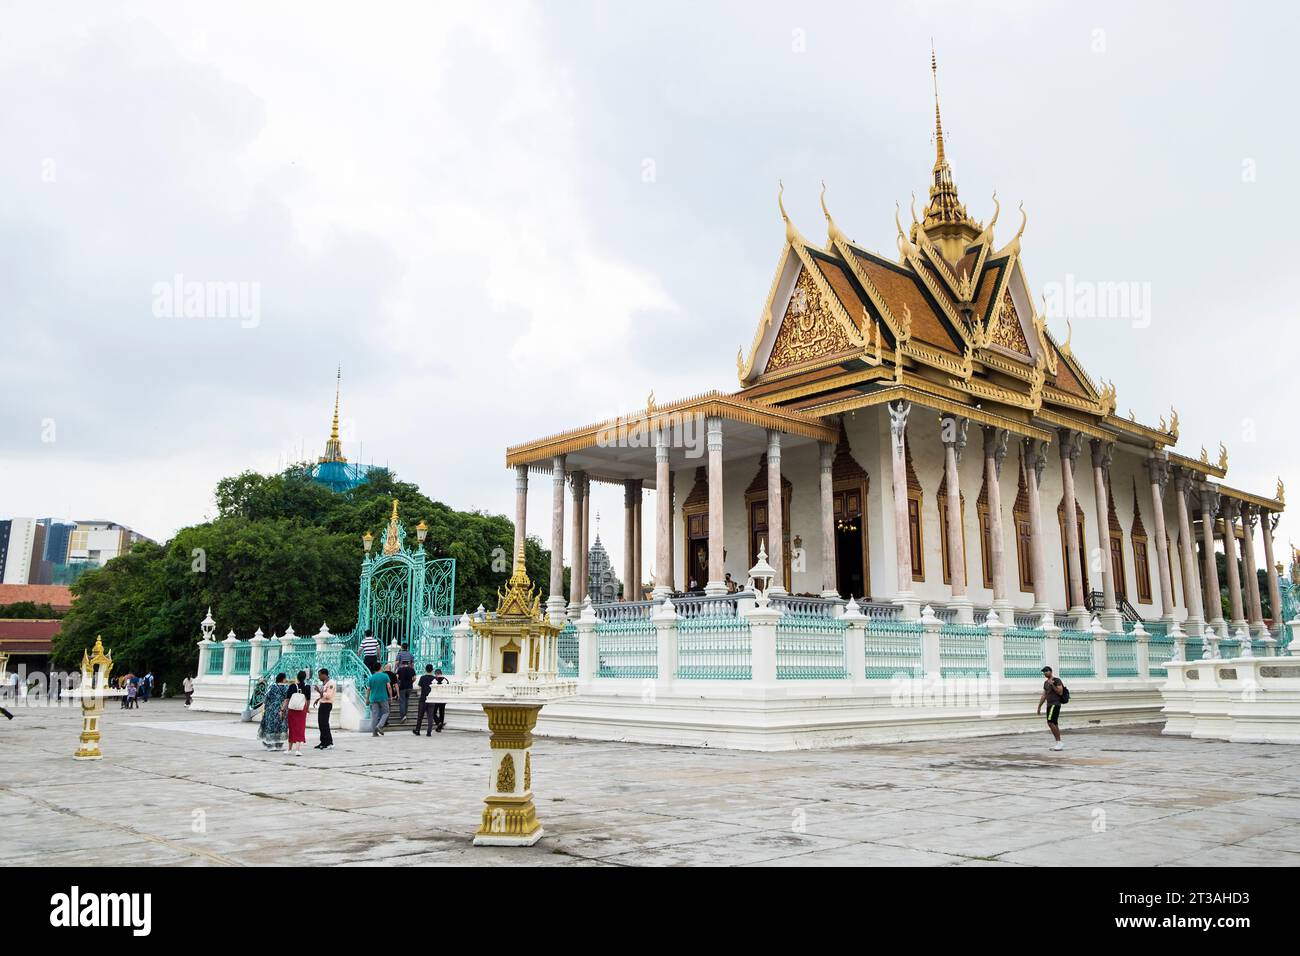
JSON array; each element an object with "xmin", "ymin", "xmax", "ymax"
[
  {"xmin": 987, "ymin": 290, "xmax": 1031, "ymax": 357},
  {"xmin": 764, "ymin": 268, "xmax": 856, "ymax": 373}
]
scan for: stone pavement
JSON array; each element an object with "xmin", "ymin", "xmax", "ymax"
[{"xmin": 3, "ymin": 699, "xmax": 1299, "ymax": 866}]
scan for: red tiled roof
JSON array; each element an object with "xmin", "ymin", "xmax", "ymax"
[
  {"xmin": 0, "ymin": 618, "xmax": 61, "ymax": 653},
  {"xmin": 0, "ymin": 584, "xmax": 74, "ymax": 611}
]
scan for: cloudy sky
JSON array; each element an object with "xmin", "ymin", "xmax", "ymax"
[{"xmin": 2, "ymin": 0, "xmax": 1297, "ymax": 575}]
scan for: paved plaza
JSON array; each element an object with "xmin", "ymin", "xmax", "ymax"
[{"xmin": 3, "ymin": 699, "xmax": 1300, "ymax": 866}]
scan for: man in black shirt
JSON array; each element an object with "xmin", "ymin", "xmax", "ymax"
[
  {"xmin": 430, "ymin": 668, "xmax": 448, "ymax": 732},
  {"xmin": 1036, "ymin": 665, "xmax": 1066, "ymax": 751},
  {"xmin": 395, "ymin": 659, "xmax": 417, "ymax": 723},
  {"xmin": 413, "ymin": 665, "xmax": 437, "ymax": 736}
]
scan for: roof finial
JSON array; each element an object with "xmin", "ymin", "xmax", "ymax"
[
  {"xmin": 777, "ymin": 180, "xmax": 800, "ymax": 243},
  {"xmin": 820, "ymin": 180, "xmax": 848, "ymax": 247},
  {"xmin": 931, "ymin": 41, "xmax": 946, "ymax": 168},
  {"xmin": 319, "ymin": 365, "xmax": 347, "ymax": 464},
  {"xmin": 331, "ymin": 366, "xmax": 341, "ymax": 441}
]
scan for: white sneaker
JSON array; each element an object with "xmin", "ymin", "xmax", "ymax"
[{"xmin": 1051, "ymin": 741, "xmax": 1064, "ymax": 751}]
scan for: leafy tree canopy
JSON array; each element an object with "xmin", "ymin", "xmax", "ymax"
[{"xmin": 53, "ymin": 466, "xmax": 553, "ymax": 682}]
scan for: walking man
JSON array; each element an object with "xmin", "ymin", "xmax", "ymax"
[
  {"xmin": 395, "ymin": 657, "xmax": 416, "ymax": 723},
  {"xmin": 314, "ymin": 668, "xmax": 336, "ymax": 750},
  {"xmin": 430, "ymin": 668, "xmax": 448, "ymax": 732},
  {"xmin": 1037, "ymin": 665, "xmax": 1066, "ymax": 751},
  {"xmin": 413, "ymin": 665, "xmax": 436, "ymax": 736},
  {"xmin": 367, "ymin": 666, "xmax": 392, "ymax": 736},
  {"xmin": 182, "ymin": 675, "xmax": 194, "ymax": 707},
  {"xmin": 360, "ymin": 629, "xmax": 381, "ymax": 673},
  {"xmin": 395, "ymin": 643, "xmax": 415, "ymax": 669}
]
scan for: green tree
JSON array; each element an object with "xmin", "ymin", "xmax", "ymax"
[{"xmin": 52, "ymin": 467, "xmax": 556, "ymax": 685}]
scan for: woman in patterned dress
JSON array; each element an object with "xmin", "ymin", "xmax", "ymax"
[{"xmin": 258, "ymin": 674, "xmax": 291, "ymax": 751}]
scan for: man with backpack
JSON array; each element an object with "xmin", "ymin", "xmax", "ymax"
[{"xmin": 1037, "ymin": 665, "xmax": 1067, "ymax": 751}]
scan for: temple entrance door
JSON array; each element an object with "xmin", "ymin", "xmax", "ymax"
[
  {"xmin": 748, "ymin": 497, "xmax": 791, "ymax": 591},
  {"xmin": 686, "ymin": 512, "xmax": 709, "ymax": 592},
  {"xmin": 832, "ymin": 487, "xmax": 867, "ymax": 599}
]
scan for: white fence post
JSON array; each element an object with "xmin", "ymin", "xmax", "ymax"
[
  {"xmin": 654, "ymin": 598, "xmax": 678, "ymax": 693},
  {"xmin": 452, "ymin": 613, "xmax": 472, "ymax": 678},
  {"xmin": 1132, "ymin": 621, "xmax": 1150, "ymax": 679},
  {"xmin": 577, "ymin": 600, "xmax": 600, "ymax": 684},
  {"xmin": 1090, "ymin": 616, "xmax": 1108, "ymax": 678},
  {"xmin": 221, "ymin": 630, "xmax": 237, "ymax": 677},
  {"xmin": 843, "ymin": 597, "xmax": 867, "ymax": 686},
  {"xmin": 249, "ymin": 627, "xmax": 267, "ymax": 677},
  {"xmin": 1041, "ymin": 611, "xmax": 1061, "ymax": 675},
  {"xmin": 986, "ymin": 609, "xmax": 1006, "ymax": 679},
  {"xmin": 921, "ymin": 605, "xmax": 942, "ymax": 678},
  {"xmin": 744, "ymin": 602, "xmax": 781, "ymax": 687}
]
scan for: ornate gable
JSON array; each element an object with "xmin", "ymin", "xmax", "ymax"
[
  {"xmin": 987, "ymin": 289, "xmax": 1031, "ymax": 357},
  {"xmin": 765, "ymin": 268, "xmax": 856, "ymax": 374}
]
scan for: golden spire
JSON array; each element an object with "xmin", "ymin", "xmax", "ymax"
[
  {"xmin": 382, "ymin": 498, "xmax": 401, "ymax": 555},
  {"xmin": 920, "ymin": 47, "xmax": 977, "ymax": 257},
  {"xmin": 931, "ymin": 43, "xmax": 947, "ymax": 169},
  {"xmin": 319, "ymin": 366, "xmax": 347, "ymax": 463}
]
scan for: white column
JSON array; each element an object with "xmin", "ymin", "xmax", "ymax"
[
  {"xmin": 984, "ymin": 427, "xmax": 1011, "ymax": 620},
  {"xmin": 888, "ymin": 401, "xmax": 919, "ymax": 618},
  {"xmin": 452, "ymin": 614, "xmax": 471, "ymax": 679},
  {"xmin": 623, "ymin": 479, "xmax": 636, "ymax": 601},
  {"xmin": 513, "ymin": 465, "xmax": 528, "ymax": 571},
  {"xmin": 940, "ymin": 414, "xmax": 972, "ymax": 624},
  {"xmin": 1199, "ymin": 486, "xmax": 1225, "ymax": 628},
  {"xmin": 1147, "ymin": 458, "xmax": 1176, "ymax": 622},
  {"xmin": 1261, "ymin": 510, "xmax": 1284, "ymax": 639},
  {"xmin": 632, "ymin": 482, "xmax": 643, "ymax": 602},
  {"xmin": 766, "ymin": 429, "xmax": 786, "ymax": 595},
  {"xmin": 1241, "ymin": 504, "xmax": 1266, "ymax": 636},
  {"xmin": 819, "ymin": 440, "xmax": 837, "ymax": 597},
  {"xmin": 1174, "ymin": 469, "xmax": 1205, "ymax": 634},
  {"xmin": 1026, "ymin": 439, "xmax": 1050, "ymax": 613},
  {"xmin": 547, "ymin": 455, "xmax": 567, "ymax": 618},
  {"xmin": 1222, "ymin": 498, "xmax": 1246, "ymax": 630},
  {"xmin": 1090, "ymin": 439, "xmax": 1121, "ymax": 632},
  {"xmin": 1059, "ymin": 430, "xmax": 1086, "ymax": 621},
  {"xmin": 654, "ymin": 431, "xmax": 672, "ymax": 599},
  {"xmin": 580, "ymin": 474, "xmax": 591, "ymax": 601},
  {"xmin": 705, "ymin": 416, "xmax": 726, "ymax": 595},
  {"xmin": 568, "ymin": 470, "xmax": 585, "ymax": 614}
]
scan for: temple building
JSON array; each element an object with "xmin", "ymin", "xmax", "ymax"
[
  {"xmin": 585, "ymin": 528, "xmax": 621, "ymax": 605},
  {"xmin": 504, "ymin": 56, "xmax": 1288, "ymax": 639},
  {"xmin": 309, "ymin": 369, "xmax": 379, "ymax": 494}
]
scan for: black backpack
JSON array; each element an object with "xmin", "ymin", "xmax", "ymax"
[{"xmin": 1058, "ymin": 681, "xmax": 1070, "ymax": 704}]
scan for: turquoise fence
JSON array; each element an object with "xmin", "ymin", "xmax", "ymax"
[
  {"xmin": 1058, "ymin": 630, "xmax": 1095, "ymax": 677},
  {"xmin": 1218, "ymin": 636, "xmax": 1241, "ymax": 658},
  {"xmin": 205, "ymin": 648, "xmax": 224, "ymax": 676},
  {"xmin": 776, "ymin": 617, "xmax": 848, "ymax": 680},
  {"xmin": 1184, "ymin": 635, "xmax": 1205, "ymax": 662},
  {"xmin": 596, "ymin": 618, "xmax": 657, "ymax": 679},
  {"xmin": 863, "ymin": 618, "xmax": 924, "ymax": 679},
  {"xmin": 1148, "ymin": 632, "xmax": 1174, "ymax": 677},
  {"xmin": 231, "ymin": 642, "xmax": 251, "ymax": 676},
  {"xmin": 1105, "ymin": 632, "xmax": 1138, "ymax": 677},
  {"xmin": 1003, "ymin": 627, "xmax": 1046, "ymax": 677},
  {"xmin": 677, "ymin": 616, "xmax": 751, "ymax": 680},
  {"xmin": 264, "ymin": 642, "xmax": 281, "ymax": 672},
  {"xmin": 939, "ymin": 624, "xmax": 989, "ymax": 677},
  {"xmin": 558, "ymin": 621, "xmax": 578, "ymax": 678}
]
